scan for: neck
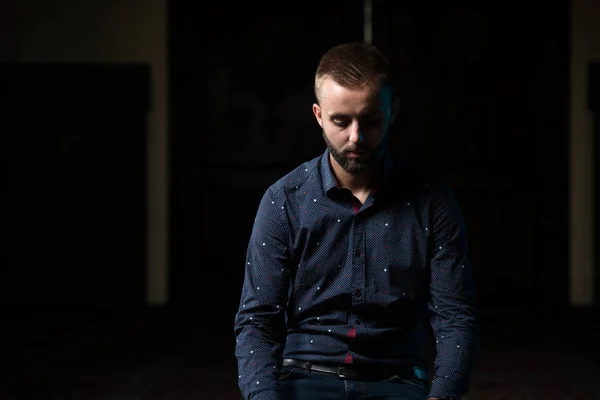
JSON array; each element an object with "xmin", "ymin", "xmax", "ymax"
[{"xmin": 329, "ymin": 154, "xmax": 382, "ymax": 193}]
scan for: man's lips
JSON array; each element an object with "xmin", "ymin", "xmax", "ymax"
[{"xmin": 346, "ymin": 149, "xmax": 368, "ymax": 157}]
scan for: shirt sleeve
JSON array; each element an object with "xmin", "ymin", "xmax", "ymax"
[
  {"xmin": 427, "ymin": 181, "xmax": 480, "ymax": 399},
  {"xmin": 234, "ymin": 187, "xmax": 292, "ymax": 400}
]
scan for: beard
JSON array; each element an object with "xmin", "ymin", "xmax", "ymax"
[{"xmin": 322, "ymin": 130, "xmax": 384, "ymax": 174}]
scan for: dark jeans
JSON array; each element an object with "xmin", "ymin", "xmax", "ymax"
[{"xmin": 278, "ymin": 365, "xmax": 429, "ymax": 400}]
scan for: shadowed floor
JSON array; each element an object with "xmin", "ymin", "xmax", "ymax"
[{"xmin": 2, "ymin": 306, "xmax": 599, "ymax": 399}]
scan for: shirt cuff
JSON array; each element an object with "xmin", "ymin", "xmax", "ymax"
[
  {"xmin": 428, "ymin": 376, "xmax": 464, "ymax": 399},
  {"xmin": 249, "ymin": 389, "xmax": 281, "ymax": 400}
]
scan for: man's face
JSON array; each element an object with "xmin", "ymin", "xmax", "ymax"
[{"xmin": 313, "ymin": 77, "xmax": 397, "ymax": 174}]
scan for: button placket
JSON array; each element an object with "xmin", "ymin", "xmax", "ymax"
[{"xmin": 352, "ymin": 215, "xmax": 366, "ymax": 305}]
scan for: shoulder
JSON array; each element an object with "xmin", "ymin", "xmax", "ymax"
[
  {"xmin": 390, "ymin": 159, "xmax": 448, "ymax": 196},
  {"xmin": 387, "ymin": 160, "xmax": 464, "ymax": 217},
  {"xmin": 265, "ymin": 153, "xmax": 323, "ymax": 199}
]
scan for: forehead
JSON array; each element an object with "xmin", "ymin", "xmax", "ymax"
[{"xmin": 319, "ymin": 78, "xmax": 390, "ymax": 114}]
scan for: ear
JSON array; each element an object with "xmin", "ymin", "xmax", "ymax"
[
  {"xmin": 313, "ymin": 103, "xmax": 323, "ymax": 128},
  {"xmin": 390, "ymin": 97, "xmax": 399, "ymax": 124}
]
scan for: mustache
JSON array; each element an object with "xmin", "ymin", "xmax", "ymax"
[{"xmin": 344, "ymin": 146, "xmax": 369, "ymax": 153}]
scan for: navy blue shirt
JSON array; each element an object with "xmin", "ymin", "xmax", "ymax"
[{"xmin": 234, "ymin": 149, "xmax": 479, "ymax": 399}]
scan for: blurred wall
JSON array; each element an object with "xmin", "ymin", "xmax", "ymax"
[
  {"xmin": 570, "ymin": 0, "xmax": 600, "ymax": 306},
  {"xmin": 0, "ymin": 0, "xmax": 169, "ymax": 306}
]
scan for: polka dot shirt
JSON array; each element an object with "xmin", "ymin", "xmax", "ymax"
[{"xmin": 234, "ymin": 149, "xmax": 479, "ymax": 400}]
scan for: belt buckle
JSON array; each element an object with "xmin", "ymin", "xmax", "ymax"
[{"xmin": 337, "ymin": 366, "xmax": 353, "ymax": 379}]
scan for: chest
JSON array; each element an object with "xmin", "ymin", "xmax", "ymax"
[{"xmin": 286, "ymin": 198, "xmax": 432, "ymax": 297}]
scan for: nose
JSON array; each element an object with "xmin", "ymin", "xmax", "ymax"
[{"xmin": 348, "ymin": 121, "xmax": 364, "ymax": 144}]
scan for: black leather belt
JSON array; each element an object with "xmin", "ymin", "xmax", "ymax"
[{"xmin": 280, "ymin": 358, "xmax": 428, "ymax": 382}]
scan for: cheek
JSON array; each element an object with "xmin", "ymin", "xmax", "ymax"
[
  {"xmin": 363, "ymin": 124, "xmax": 387, "ymax": 143},
  {"xmin": 377, "ymin": 120, "xmax": 393, "ymax": 137},
  {"xmin": 322, "ymin": 129, "xmax": 336, "ymax": 145},
  {"xmin": 324, "ymin": 125, "xmax": 345, "ymax": 142}
]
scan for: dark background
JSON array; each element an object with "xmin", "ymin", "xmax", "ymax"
[
  {"xmin": 170, "ymin": 0, "xmax": 571, "ymax": 315},
  {"xmin": 2, "ymin": 0, "xmax": 599, "ymax": 398}
]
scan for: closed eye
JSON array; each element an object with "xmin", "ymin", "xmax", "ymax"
[
  {"xmin": 332, "ymin": 118, "xmax": 349, "ymax": 128},
  {"xmin": 361, "ymin": 115, "xmax": 381, "ymax": 126},
  {"xmin": 330, "ymin": 113, "xmax": 381, "ymax": 128}
]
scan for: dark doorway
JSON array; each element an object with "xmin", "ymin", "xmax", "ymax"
[{"xmin": 1, "ymin": 64, "xmax": 149, "ymax": 310}]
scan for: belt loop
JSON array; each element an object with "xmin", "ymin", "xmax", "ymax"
[{"xmin": 304, "ymin": 360, "xmax": 312, "ymax": 373}]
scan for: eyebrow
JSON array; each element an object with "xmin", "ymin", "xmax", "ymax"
[{"xmin": 328, "ymin": 110, "xmax": 381, "ymax": 119}]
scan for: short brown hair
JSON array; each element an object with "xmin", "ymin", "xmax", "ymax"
[{"xmin": 314, "ymin": 42, "xmax": 393, "ymax": 102}]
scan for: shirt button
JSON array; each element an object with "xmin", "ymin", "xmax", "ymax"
[
  {"xmin": 355, "ymin": 319, "xmax": 362, "ymax": 325},
  {"xmin": 355, "ymin": 249, "xmax": 361, "ymax": 257},
  {"xmin": 355, "ymin": 289, "xmax": 362, "ymax": 297}
]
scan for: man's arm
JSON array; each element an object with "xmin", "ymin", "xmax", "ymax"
[
  {"xmin": 427, "ymin": 181, "xmax": 480, "ymax": 400},
  {"xmin": 234, "ymin": 188, "xmax": 292, "ymax": 400}
]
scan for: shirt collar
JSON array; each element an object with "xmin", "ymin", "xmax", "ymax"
[{"xmin": 320, "ymin": 148, "xmax": 395, "ymax": 196}]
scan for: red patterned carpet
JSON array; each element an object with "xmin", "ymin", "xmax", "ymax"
[{"xmin": 2, "ymin": 307, "xmax": 599, "ymax": 399}]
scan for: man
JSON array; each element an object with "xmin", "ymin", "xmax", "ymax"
[{"xmin": 234, "ymin": 42, "xmax": 479, "ymax": 400}]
